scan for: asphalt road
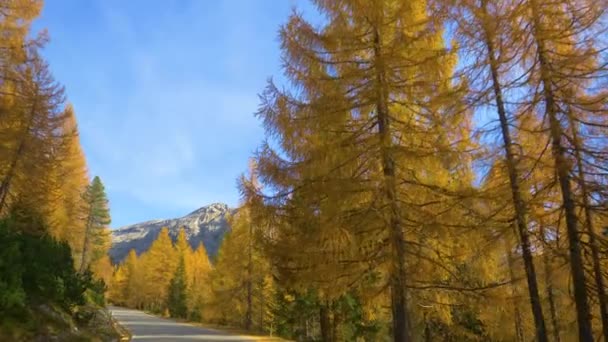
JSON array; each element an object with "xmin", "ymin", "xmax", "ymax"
[{"xmin": 109, "ymin": 306, "xmax": 256, "ymax": 341}]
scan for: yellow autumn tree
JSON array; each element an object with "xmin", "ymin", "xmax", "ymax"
[
  {"xmin": 109, "ymin": 249, "xmax": 142, "ymax": 308},
  {"xmin": 514, "ymin": 0, "xmax": 607, "ymax": 338},
  {"xmin": 137, "ymin": 227, "xmax": 177, "ymax": 313},
  {"xmin": 48, "ymin": 105, "xmax": 89, "ymax": 253},
  {"xmin": 208, "ymin": 207, "xmax": 273, "ymax": 331},
  {"xmin": 187, "ymin": 242, "xmax": 212, "ymax": 321},
  {"xmin": 0, "ymin": 51, "xmax": 66, "ymax": 224},
  {"xmin": 250, "ymin": 0, "xmax": 483, "ymax": 340},
  {"xmin": 0, "ymin": 0, "xmax": 43, "ymax": 83}
]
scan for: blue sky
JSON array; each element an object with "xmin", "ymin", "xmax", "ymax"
[{"xmin": 33, "ymin": 1, "xmax": 316, "ymax": 228}]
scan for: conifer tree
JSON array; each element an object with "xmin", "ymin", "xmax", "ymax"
[
  {"xmin": 79, "ymin": 176, "xmax": 111, "ymax": 273},
  {"xmin": 518, "ymin": 112, "xmax": 571, "ymax": 341},
  {"xmin": 517, "ymin": 0, "xmax": 607, "ymax": 338},
  {"xmin": 109, "ymin": 249, "xmax": 142, "ymax": 308},
  {"xmin": 38, "ymin": 104, "xmax": 90, "ymax": 267},
  {"xmin": 138, "ymin": 227, "xmax": 177, "ymax": 313},
  {"xmin": 167, "ymin": 256, "xmax": 188, "ymax": 318},
  {"xmin": 187, "ymin": 243, "xmax": 212, "ymax": 321},
  {"xmin": 0, "ymin": 0, "xmax": 114, "ymax": 317},
  {"xmin": 91, "ymin": 254, "xmax": 113, "ymax": 287},
  {"xmin": 0, "ymin": 0, "xmax": 43, "ymax": 83},
  {"xmin": 174, "ymin": 228, "xmax": 190, "ymax": 256},
  {"xmin": 0, "ymin": 51, "xmax": 66, "ymax": 220},
  {"xmin": 108, "ymin": 265, "xmax": 127, "ymax": 306},
  {"xmin": 445, "ymin": 0, "xmax": 550, "ymax": 339},
  {"xmin": 253, "ymin": 1, "xmax": 472, "ymax": 340},
  {"xmin": 209, "ymin": 206, "xmax": 272, "ymax": 331}
]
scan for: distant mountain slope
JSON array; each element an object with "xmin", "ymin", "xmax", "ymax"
[{"xmin": 109, "ymin": 203, "xmax": 233, "ymax": 264}]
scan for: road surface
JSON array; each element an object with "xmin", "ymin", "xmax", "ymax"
[{"xmin": 109, "ymin": 306, "xmax": 256, "ymax": 341}]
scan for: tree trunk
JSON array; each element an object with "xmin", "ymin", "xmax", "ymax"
[
  {"xmin": 506, "ymin": 236, "xmax": 525, "ymax": 342},
  {"xmin": 245, "ymin": 223, "xmax": 253, "ymax": 331},
  {"xmin": 0, "ymin": 141, "xmax": 25, "ymax": 212},
  {"xmin": 424, "ymin": 315, "xmax": 433, "ymax": 342},
  {"xmin": 372, "ymin": 26, "xmax": 411, "ymax": 342},
  {"xmin": 0, "ymin": 99, "xmax": 38, "ymax": 212},
  {"xmin": 537, "ymin": 213, "xmax": 561, "ymax": 342},
  {"xmin": 260, "ymin": 279, "xmax": 265, "ymax": 332},
  {"xmin": 320, "ymin": 304, "xmax": 332, "ymax": 342},
  {"xmin": 529, "ymin": 1, "xmax": 594, "ymax": 339},
  {"xmin": 79, "ymin": 203, "xmax": 94, "ymax": 274},
  {"xmin": 566, "ymin": 106, "xmax": 608, "ymax": 341},
  {"xmin": 480, "ymin": 3, "xmax": 548, "ymax": 339},
  {"xmin": 331, "ymin": 307, "xmax": 340, "ymax": 342}
]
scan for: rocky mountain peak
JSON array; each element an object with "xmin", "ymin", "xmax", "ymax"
[
  {"xmin": 187, "ymin": 202, "xmax": 228, "ymax": 216},
  {"xmin": 109, "ymin": 203, "xmax": 233, "ymax": 264}
]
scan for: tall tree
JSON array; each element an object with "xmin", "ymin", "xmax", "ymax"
[
  {"xmin": 0, "ymin": 51, "xmax": 65, "ymax": 219},
  {"xmin": 0, "ymin": 0, "xmax": 43, "ymax": 84},
  {"xmin": 138, "ymin": 227, "xmax": 177, "ymax": 313},
  {"xmin": 79, "ymin": 176, "xmax": 111, "ymax": 273},
  {"xmin": 519, "ymin": 0, "xmax": 607, "ymax": 338},
  {"xmin": 167, "ymin": 256, "xmax": 188, "ymax": 318},
  {"xmin": 109, "ymin": 249, "xmax": 142, "ymax": 308},
  {"xmin": 187, "ymin": 243, "xmax": 212, "ymax": 321},
  {"xmin": 446, "ymin": 0, "xmax": 549, "ymax": 340},
  {"xmin": 209, "ymin": 207, "xmax": 272, "ymax": 331},
  {"xmin": 44, "ymin": 104, "xmax": 89, "ymax": 256},
  {"xmin": 254, "ymin": 1, "xmax": 472, "ymax": 340}
]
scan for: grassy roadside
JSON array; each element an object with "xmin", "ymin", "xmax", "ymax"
[
  {"xmin": 108, "ymin": 311, "xmax": 131, "ymax": 341},
  {"xmin": 0, "ymin": 303, "xmax": 125, "ymax": 342}
]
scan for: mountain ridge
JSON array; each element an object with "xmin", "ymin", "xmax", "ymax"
[{"xmin": 109, "ymin": 203, "xmax": 233, "ymax": 263}]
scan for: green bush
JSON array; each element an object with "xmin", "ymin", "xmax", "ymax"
[
  {"xmin": 20, "ymin": 231, "xmax": 86, "ymax": 309},
  {"xmin": 0, "ymin": 222, "xmax": 26, "ymax": 314},
  {"xmin": 84, "ymin": 272, "xmax": 108, "ymax": 307},
  {"xmin": 0, "ymin": 212, "xmax": 102, "ymax": 319}
]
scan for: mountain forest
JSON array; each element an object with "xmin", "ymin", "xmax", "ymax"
[{"xmin": 1, "ymin": 0, "xmax": 607, "ymax": 341}]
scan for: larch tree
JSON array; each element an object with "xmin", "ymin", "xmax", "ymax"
[
  {"xmin": 0, "ymin": 0, "xmax": 115, "ymax": 319},
  {"xmin": 519, "ymin": 112, "xmax": 567, "ymax": 342},
  {"xmin": 253, "ymin": 1, "xmax": 474, "ymax": 340},
  {"xmin": 0, "ymin": 50, "xmax": 65, "ymax": 222},
  {"xmin": 477, "ymin": 160, "xmax": 536, "ymax": 341},
  {"xmin": 42, "ymin": 104, "xmax": 89, "ymax": 261},
  {"xmin": 91, "ymin": 254, "xmax": 113, "ymax": 288},
  {"xmin": 545, "ymin": 4, "xmax": 608, "ymax": 338},
  {"xmin": 209, "ymin": 207, "xmax": 272, "ymax": 331},
  {"xmin": 0, "ymin": 1, "xmax": 94, "ymax": 268},
  {"xmin": 515, "ymin": 0, "xmax": 607, "ymax": 338},
  {"xmin": 109, "ymin": 249, "xmax": 142, "ymax": 308},
  {"xmin": 108, "ymin": 262, "xmax": 129, "ymax": 305},
  {"xmin": 446, "ymin": 0, "xmax": 550, "ymax": 340},
  {"xmin": 187, "ymin": 242, "xmax": 212, "ymax": 321},
  {"xmin": 0, "ymin": 0, "xmax": 43, "ymax": 85},
  {"xmin": 137, "ymin": 227, "xmax": 177, "ymax": 313}
]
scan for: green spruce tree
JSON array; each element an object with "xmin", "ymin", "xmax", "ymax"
[
  {"xmin": 167, "ymin": 256, "xmax": 188, "ymax": 319},
  {"xmin": 79, "ymin": 176, "xmax": 111, "ymax": 273}
]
